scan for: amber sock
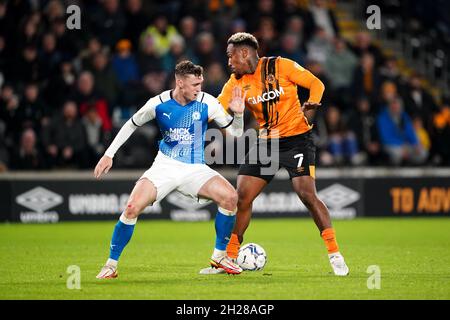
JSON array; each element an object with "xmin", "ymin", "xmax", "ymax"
[
  {"xmin": 321, "ymin": 228, "xmax": 339, "ymax": 254},
  {"xmin": 226, "ymin": 233, "xmax": 241, "ymax": 259}
]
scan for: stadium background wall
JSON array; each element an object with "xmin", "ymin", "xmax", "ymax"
[{"xmin": 0, "ymin": 169, "xmax": 448, "ymax": 223}]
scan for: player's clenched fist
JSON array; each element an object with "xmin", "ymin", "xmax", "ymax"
[{"xmin": 94, "ymin": 155, "xmax": 113, "ymax": 179}]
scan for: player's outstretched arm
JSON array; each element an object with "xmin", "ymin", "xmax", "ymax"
[
  {"xmin": 93, "ymin": 118, "xmax": 138, "ymax": 179},
  {"xmin": 94, "ymin": 155, "xmax": 113, "ymax": 179},
  {"xmin": 93, "ymin": 95, "xmax": 157, "ymax": 179}
]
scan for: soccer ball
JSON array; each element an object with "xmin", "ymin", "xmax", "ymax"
[{"xmin": 237, "ymin": 243, "xmax": 267, "ymax": 271}]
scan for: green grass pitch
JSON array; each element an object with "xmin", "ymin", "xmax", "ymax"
[{"xmin": 0, "ymin": 218, "xmax": 449, "ymax": 300}]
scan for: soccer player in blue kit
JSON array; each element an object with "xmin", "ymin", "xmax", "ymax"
[{"xmin": 94, "ymin": 61, "xmax": 246, "ymax": 278}]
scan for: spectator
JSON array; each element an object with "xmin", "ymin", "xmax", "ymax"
[
  {"xmin": 402, "ymin": 74, "xmax": 438, "ymax": 130},
  {"xmin": 89, "ymin": 0, "xmax": 126, "ymax": 48},
  {"xmin": 324, "ymin": 37, "xmax": 358, "ymax": 108},
  {"xmin": 16, "ymin": 18, "xmax": 39, "ymax": 55},
  {"xmin": 137, "ymin": 32, "xmax": 164, "ymax": 74},
  {"xmin": 162, "ymin": 35, "xmax": 192, "ymax": 73},
  {"xmin": 73, "ymin": 71, "xmax": 112, "ymax": 132},
  {"xmin": 347, "ymin": 97, "xmax": 382, "ymax": 164},
  {"xmin": 430, "ymin": 102, "xmax": 450, "ymax": 165},
  {"xmin": 43, "ymin": 59, "xmax": 76, "ymax": 113},
  {"xmin": 378, "ymin": 80, "xmax": 399, "ymax": 113},
  {"xmin": 278, "ymin": 0, "xmax": 316, "ymax": 43},
  {"xmin": 254, "ymin": 17, "xmax": 279, "ymax": 57},
  {"xmin": 0, "ymin": 120, "xmax": 8, "ymax": 171},
  {"xmin": 379, "ymin": 56, "xmax": 402, "ymax": 86},
  {"xmin": 124, "ymin": 0, "xmax": 151, "ymax": 50},
  {"xmin": 350, "ymin": 31, "xmax": 384, "ymax": 66},
  {"xmin": 351, "ymin": 52, "xmax": 382, "ymax": 106},
  {"xmin": 78, "ymin": 36, "xmax": 103, "ymax": 71},
  {"xmin": 11, "ymin": 45, "xmax": 40, "ymax": 85},
  {"xmin": 244, "ymin": 0, "xmax": 278, "ymax": 33},
  {"xmin": 277, "ymin": 33, "xmax": 305, "ymax": 66},
  {"xmin": 42, "ymin": 101, "xmax": 87, "ymax": 168},
  {"xmin": 16, "ymin": 82, "xmax": 50, "ymax": 135},
  {"xmin": 306, "ymin": 27, "xmax": 332, "ymax": 65},
  {"xmin": 0, "ymin": 84, "xmax": 20, "ymax": 145},
  {"xmin": 377, "ymin": 97, "xmax": 427, "ymax": 166},
  {"xmin": 82, "ymin": 104, "xmax": 107, "ymax": 168},
  {"xmin": 194, "ymin": 32, "xmax": 222, "ymax": 68},
  {"xmin": 318, "ymin": 105, "xmax": 362, "ymax": 165},
  {"xmin": 283, "ymin": 15, "xmax": 308, "ymax": 53},
  {"xmin": 111, "ymin": 39, "xmax": 140, "ymax": 86},
  {"xmin": 51, "ymin": 17, "xmax": 81, "ymax": 60},
  {"xmin": 10, "ymin": 128, "xmax": 45, "ymax": 170},
  {"xmin": 90, "ymin": 51, "xmax": 121, "ymax": 108},
  {"xmin": 140, "ymin": 14, "xmax": 180, "ymax": 58},
  {"xmin": 0, "ymin": 35, "xmax": 6, "ymax": 84},
  {"xmin": 203, "ymin": 62, "xmax": 227, "ymax": 97},
  {"xmin": 136, "ymin": 71, "xmax": 168, "ymax": 106},
  {"xmin": 309, "ymin": 0, "xmax": 339, "ymax": 38},
  {"xmin": 178, "ymin": 16, "xmax": 198, "ymax": 60},
  {"xmin": 412, "ymin": 115, "xmax": 431, "ymax": 157},
  {"xmin": 38, "ymin": 32, "xmax": 61, "ymax": 80},
  {"xmin": 43, "ymin": 0, "xmax": 65, "ymax": 25}
]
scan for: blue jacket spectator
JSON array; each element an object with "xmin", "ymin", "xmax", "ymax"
[
  {"xmin": 111, "ymin": 39, "xmax": 140, "ymax": 86},
  {"xmin": 377, "ymin": 98, "xmax": 427, "ymax": 165}
]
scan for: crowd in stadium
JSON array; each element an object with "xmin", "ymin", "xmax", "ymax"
[{"xmin": 0, "ymin": 0, "xmax": 449, "ymax": 171}]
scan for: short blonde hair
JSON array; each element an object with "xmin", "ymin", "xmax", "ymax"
[{"xmin": 227, "ymin": 32, "xmax": 259, "ymax": 50}]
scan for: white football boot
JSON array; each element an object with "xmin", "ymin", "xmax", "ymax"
[
  {"xmin": 328, "ymin": 252, "xmax": 349, "ymax": 276},
  {"xmin": 96, "ymin": 265, "xmax": 118, "ymax": 279},
  {"xmin": 210, "ymin": 255, "xmax": 243, "ymax": 274}
]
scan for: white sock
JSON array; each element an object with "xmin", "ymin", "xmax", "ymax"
[
  {"xmin": 106, "ymin": 258, "xmax": 118, "ymax": 268},
  {"xmin": 119, "ymin": 212, "xmax": 137, "ymax": 225},
  {"xmin": 328, "ymin": 252, "xmax": 342, "ymax": 258},
  {"xmin": 212, "ymin": 249, "xmax": 226, "ymax": 259}
]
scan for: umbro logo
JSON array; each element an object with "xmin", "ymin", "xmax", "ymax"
[
  {"xmin": 16, "ymin": 187, "xmax": 63, "ymax": 213},
  {"xmin": 318, "ymin": 184, "xmax": 360, "ymax": 210}
]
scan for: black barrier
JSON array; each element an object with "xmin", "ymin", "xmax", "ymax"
[
  {"xmin": 1, "ymin": 178, "xmax": 364, "ymax": 223},
  {"xmin": 0, "ymin": 181, "xmax": 11, "ymax": 222},
  {"xmin": 364, "ymin": 177, "xmax": 450, "ymax": 217},
  {"xmin": 0, "ymin": 176, "xmax": 448, "ymax": 223}
]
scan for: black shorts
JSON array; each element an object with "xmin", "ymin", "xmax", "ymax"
[{"xmin": 238, "ymin": 130, "xmax": 316, "ymax": 183}]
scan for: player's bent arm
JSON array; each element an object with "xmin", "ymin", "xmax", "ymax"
[
  {"xmin": 306, "ymin": 76, "xmax": 325, "ymax": 104},
  {"xmin": 281, "ymin": 57, "xmax": 325, "ymax": 103}
]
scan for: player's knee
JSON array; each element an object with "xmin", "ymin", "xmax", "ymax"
[
  {"xmin": 298, "ymin": 189, "xmax": 316, "ymax": 205},
  {"xmin": 237, "ymin": 189, "xmax": 253, "ymax": 209},
  {"xmin": 124, "ymin": 201, "xmax": 143, "ymax": 219},
  {"xmin": 220, "ymin": 190, "xmax": 238, "ymax": 211}
]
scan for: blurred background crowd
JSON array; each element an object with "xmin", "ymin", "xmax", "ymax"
[{"xmin": 0, "ymin": 0, "xmax": 449, "ymax": 171}]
